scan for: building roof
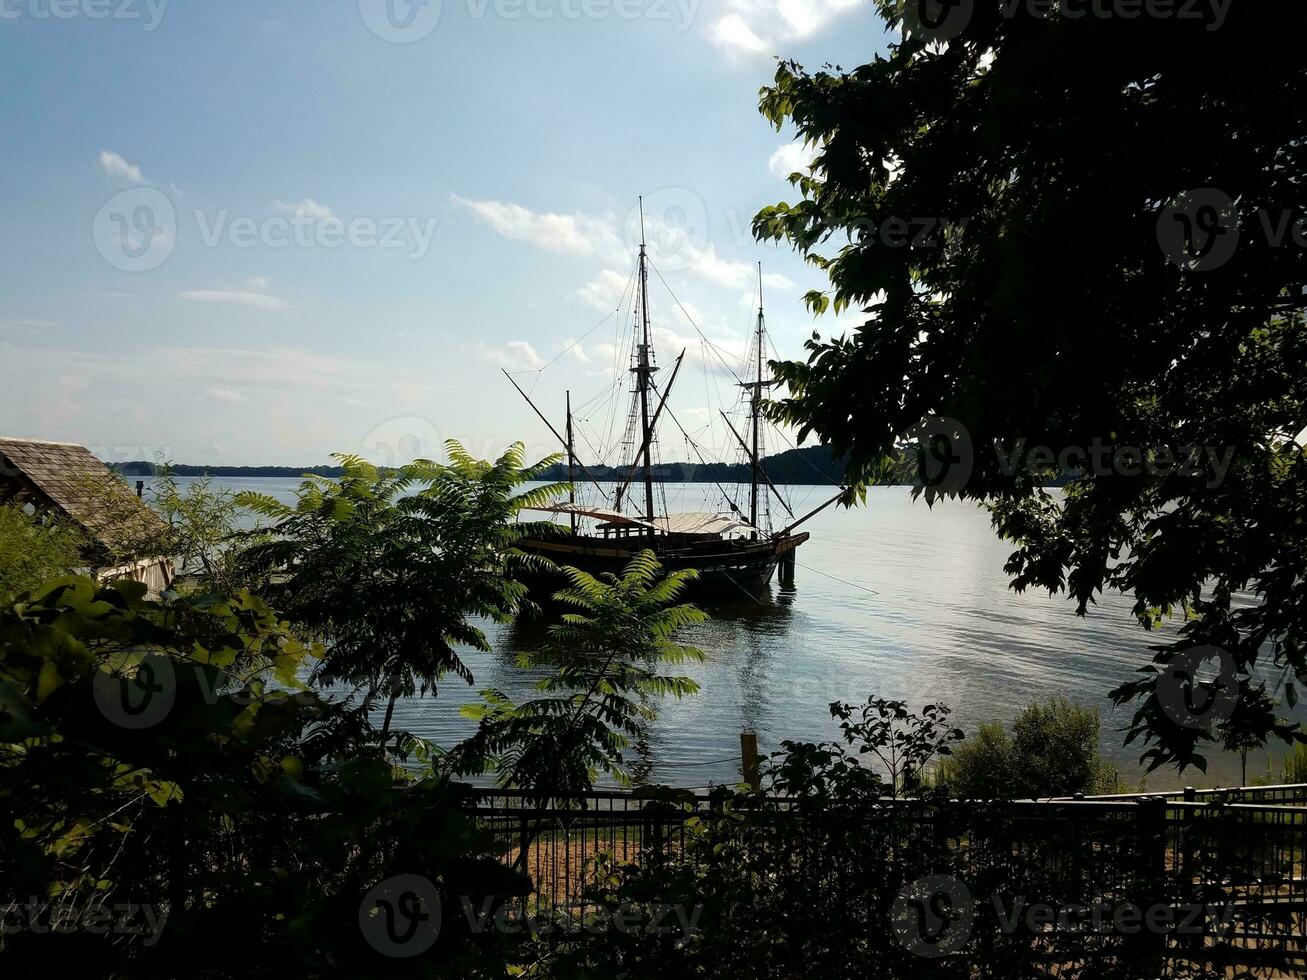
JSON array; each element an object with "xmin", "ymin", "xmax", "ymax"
[{"xmin": 0, "ymin": 437, "xmax": 168, "ymax": 557}]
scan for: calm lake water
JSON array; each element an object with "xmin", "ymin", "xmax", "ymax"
[{"xmin": 179, "ymin": 477, "xmax": 1291, "ymax": 790}]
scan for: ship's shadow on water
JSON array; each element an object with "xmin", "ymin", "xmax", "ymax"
[
  {"xmin": 501, "ymin": 605, "xmax": 554, "ymax": 654},
  {"xmin": 505, "ymin": 580, "xmax": 797, "ymax": 644},
  {"xmin": 695, "ymin": 583, "xmax": 797, "ymax": 628}
]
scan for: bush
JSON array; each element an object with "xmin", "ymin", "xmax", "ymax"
[
  {"xmin": 1282, "ymin": 743, "xmax": 1307, "ymax": 784},
  {"xmin": 148, "ymin": 470, "xmax": 259, "ymax": 595},
  {"xmin": 930, "ymin": 720, "xmax": 1014, "ymax": 799},
  {"xmin": 935, "ymin": 698, "xmax": 1121, "ymax": 800},
  {"xmin": 0, "ymin": 576, "xmax": 528, "ymax": 977},
  {"xmin": 0, "ymin": 504, "xmax": 86, "ymax": 599}
]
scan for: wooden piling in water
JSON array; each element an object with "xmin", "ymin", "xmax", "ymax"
[{"xmin": 740, "ymin": 730, "xmax": 760, "ymax": 791}]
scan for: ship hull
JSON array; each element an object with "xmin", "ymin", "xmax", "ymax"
[{"xmin": 518, "ymin": 532, "xmax": 809, "ymax": 597}]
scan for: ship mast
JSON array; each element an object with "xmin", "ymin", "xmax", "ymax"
[
  {"xmin": 635, "ymin": 198, "xmax": 657, "ymax": 533},
  {"xmin": 749, "ymin": 262, "xmax": 764, "ymax": 539},
  {"xmin": 565, "ymin": 389, "xmax": 577, "ymax": 535}
]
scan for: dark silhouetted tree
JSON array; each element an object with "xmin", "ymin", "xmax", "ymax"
[{"xmin": 755, "ymin": 1, "xmax": 1307, "ymax": 771}]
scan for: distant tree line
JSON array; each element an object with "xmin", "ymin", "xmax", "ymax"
[
  {"xmin": 113, "ymin": 445, "xmax": 1086, "ymax": 488},
  {"xmin": 111, "ymin": 445, "xmax": 852, "ymax": 485},
  {"xmin": 113, "ymin": 461, "xmax": 350, "ymax": 478}
]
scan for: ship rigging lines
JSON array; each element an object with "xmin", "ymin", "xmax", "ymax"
[{"xmin": 505, "ymin": 247, "xmax": 827, "ymax": 531}]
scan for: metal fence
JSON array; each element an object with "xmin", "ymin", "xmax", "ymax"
[
  {"xmin": 1049, "ymin": 782, "xmax": 1307, "ymax": 806},
  {"xmin": 469, "ymin": 789, "xmax": 710, "ymax": 907},
  {"xmin": 466, "ymin": 787, "xmax": 1307, "ymax": 972}
]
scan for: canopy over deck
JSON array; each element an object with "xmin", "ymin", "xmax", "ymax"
[
  {"xmin": 652, "ymin": 512, "xmax": 754, "ymax": 536},
  {"xmin": 528, "ymin": 502, "xmax": 754, "ymax": 538},
  {"xmin": 529, "ymin": 502, "xmax": 657, "ymax": 529}
]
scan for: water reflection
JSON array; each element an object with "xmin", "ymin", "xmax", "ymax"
[{"xmin": 695, "ymin": 586, "xmax": 792, "ymax": 738}]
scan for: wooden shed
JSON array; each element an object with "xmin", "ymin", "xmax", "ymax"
[{"xmin": 0, "ymin": 437, "xmax": 175, "ymax": 594}]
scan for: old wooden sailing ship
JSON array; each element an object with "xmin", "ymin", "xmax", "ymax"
[{"xmin": 505, "ymin": 201, "xmax": 842, "ymax": 596}]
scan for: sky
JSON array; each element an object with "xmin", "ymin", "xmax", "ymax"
[{"xmin": 0, "ymin": 0, "xmax": 891, "ymax": 466}]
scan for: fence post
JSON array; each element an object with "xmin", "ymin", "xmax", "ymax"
[
  {"xmin": 1177, "ymin": 787, "xmax": 1199, "ymax": 954},
  {"xmin": 740, "ymin": 730, "xmax": 760, "ymax": 792},
  {"xmin": 1130, "ymin": 798, "xmax": 1169, "ymax": 971}
]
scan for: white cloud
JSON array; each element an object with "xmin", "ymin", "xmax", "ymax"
[
  {"xmin": 650, "ymin": 324, "xmax": 751, "ymax": 378},
  {"xmin": 560, "ymin": 340, "xmax": 591, "ymax": 364},
  {"xmin": 1, "ymin": 318, "xmax": 58, "ymax": 330},
  {"xmin": 244, "ymin": 276, "xmax": 271, "ymax": 290},
  {"xmin": 99, "ymin": 150, "xmax": 144, "ymax": 184},
  {"xmin": 673, "ymin": 239, "xmax": 793, "ymax": 292},
  {"xmin": 477, "ymin": 340, "xmax": 545, "ymax": 371},
  {"xmin": 460, "ymin": 196, "xmax": 792, "ymax": 315},
  {"xmin": 768, "ymin": 141, "xmax": 819, "ymax": 180},
  {"xmin": 506, "ymin": 340, "xmax": 544, "ymax": 369},
  {"xmin": 708, "ymin": 0, "xmax": 863, "ymax": 59},
  {"xmin": 273, "ymin": 198, "xmax": 337, "ymax": 221},
  {"xmin": 576, "ymin": 269, "xmax": 633, "ymax": 311},
  {"xmin": 0, "ymin": 335, "xmax": 458, "ymax": 465},
  {"xmin": 208, "ymin": 387, "xmax": 244, "ymax": 403},
  {"xmin": 711, "ymin": 14, "xmax": 768, "ymax": 53},
  {"xmin": 588, "ymin": 320, "xmax": 750, "ymax": 381},
  {"xmin": 685, "ymin": 245, "xmax": 739, "ymax": 288},
  {"xmin": 688, "ymin": 242, "xmax": 790, "ymax": 291},
  {"xmin": 453, "ymin": 194, "xmax": 622, "ymax": 257},
  {"xmin": 0, "ymin": 340, "xmax": 410, "ymax": 395},
  {"xmin": 178, "ymin": 290, "xmax": 288, "ymax": 311},
  {"xmin": 674, "ymin": 300, "xmax": 707, "ymax": 325},
  {"xmin": 626, "ymin": 208, "xmax": 795, "ymax": 293}
]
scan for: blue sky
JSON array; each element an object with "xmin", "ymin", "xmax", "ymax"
[{"xmin": 0, "ymin": 0, "xmax": 890, "ymax": 465}]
